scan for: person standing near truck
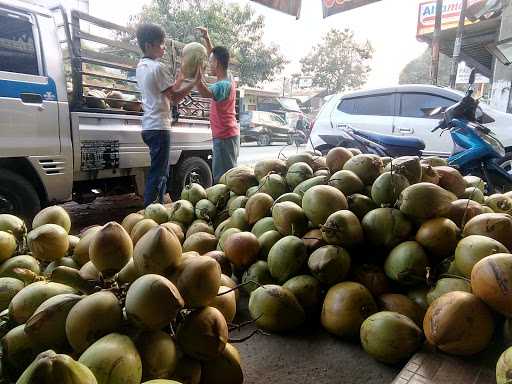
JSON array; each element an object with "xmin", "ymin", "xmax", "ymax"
[
  {"xmin": 196, "ymin": 27, "xmax": 240, "ymax": 183},
  {"xmin": 136, "ymin": 24, "xmax": 199, "ymax": 206}
]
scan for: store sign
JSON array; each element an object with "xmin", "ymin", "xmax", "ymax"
[
  {"xmin": 456, "ymin": 62, "xmax": 489, "ymax": 83},
  {"xmin": 417, "ymin": 0, "xmax": 480, "ymax": 36},
  {"xmin": 251, "ymin": 0, "xmax": 302, "ymax": 18},
  {"xmin": 322, "ymin": 0, "xmax": 382, "ymax": 18}
]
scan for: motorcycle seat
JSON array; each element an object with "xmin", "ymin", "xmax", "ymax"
[{"xmin": 352, "ymin": 128, "xmax": 426, "ymax": 150}]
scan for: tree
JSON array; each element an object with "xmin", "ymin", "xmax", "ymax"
[
  {"xmin": 399, "ymin": 48, "xmax": 451, "ymax": 86},
  {"xmin": 132, "ymin": 0, "xmax": 287, "ymax": 86},
  {"xmin": 300, "ymin": 28, "xmax": 373, "ymax": 94}
]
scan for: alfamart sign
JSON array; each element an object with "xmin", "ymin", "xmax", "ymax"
[{"xmin": 417, "ymin": 0, "xmax": 480, "ymax": 36}]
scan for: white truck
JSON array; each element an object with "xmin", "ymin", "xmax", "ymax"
[{"xmin": 0, "ymin": 0, "xmax": 222, "ymax": 220}]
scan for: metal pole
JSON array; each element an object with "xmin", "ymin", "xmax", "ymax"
[
  {"xmin": 282, "ymin": 77, "xmax": 286, "ymax": 97},
  {"xmin": 449, "ymin": 0, "xmax": 468, "ymax": 88},
  {"xmin": 431, "ymin": 0, "xmax": 444, "ymax": 85}
]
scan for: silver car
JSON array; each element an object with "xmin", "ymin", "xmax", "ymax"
[{"xmin": 310, "ymin": 85, "xmax": 512, "ymax": 164}]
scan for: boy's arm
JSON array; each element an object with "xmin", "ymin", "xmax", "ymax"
[{"xmin": 197, "ymin": 27, "xmax": 213, "ymax": 55}]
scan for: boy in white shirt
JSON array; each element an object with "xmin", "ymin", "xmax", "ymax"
[{"xmin": 136, "ymin": 24, "xmax": 199, "ymax": 206}]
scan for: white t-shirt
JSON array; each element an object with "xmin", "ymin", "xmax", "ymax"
[{"xmin": 136, "ymin": 58, "xmax": 173, "ymax": 130}]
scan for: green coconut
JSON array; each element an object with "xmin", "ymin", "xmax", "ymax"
[
  {"xmin": 321, "ymin": 210, "xmax": 364, "ymax": 247},
  {"xmin": 228, "ymin": 195, "xmax": 248, "ymax": 216},
  {"xmin": 79, "ymin": 261, "xmax": 100, "ymax": 280},
  {"xmin": 181, "ymin": 183, "xmax": 207, "ymax": 205},
  {"xmin": 177, "ymin": 257, "xmax": 221, "ymax": 308},
  {"xmin": 253, "ymin": 159, "xmax": 287, "ymax": 181},
  {"xmin": 352, "ymin": 264, "xmax": 390, "ymax": 298},
  {"xmin": 434, "ymin": 166, "xmax": 466, "ymax": 197},
  {"xmin": 308, "ymin": 245, "xmax": 351, "ymax": 286},
  {"xmin": 177, "ymin": 306, "xmax": 228, "ymax": 361},
  {"xmin": 44, "ymin": 257, "xmax": 79, "ymax": 277},
  {"xmin": 137, "ymin": 331, "xmax": 178, "ymax": 381},
  {"xmin": 258, "ymin": 174, "xmax": 288, "ymax": 199},
  {"xmin": 272, "ymin": 201, "xmax": 308, "ymax": 237},
  {"xmin": 89, "ymin": 222, "xmax": 132, "ymax": 277},
  {"xmin": 27, "ymin": 224, "xmax": 69, "ymax": 262},
  {"xmin": 360, "ymin": 311, "xmax": 422, "ymax": 364},
  {"xmin": 242, "ymin": 260, "xmax": 274, "ymax": 294},
  {"xmin": 0, "ymin": 230, "xmax": 17, "ymax": 263},
  {"xmin": 407, "ymin": 287, "xmax": 429, "ymax": 312},
  {"xmin": 384, "ymin": 156, "xmax": 422, "ymax": 184},
  {"xmin": 415, "ymin": 217, "xmax": 460, "ymax": 259},
  {"xmin": 377, "ymin": 294, "xmax": 424, "ymax": 326},
  {"xmin": 427, "ymin": 277, "xmax": 472, "ymax": 304},
  {"xmin": 145, "ymin": 204, "xmax": 169, "ymax": 224},
  {"xmin": 200, "ymin": 343, "xmax": 243, "ymax": 384},
  {"xmin": 32, "ymin": 205, "xmax": 71, "ymax": 233},
  {"xmin": 24, "ymin": 293, "xmax": 82, "ymax": 349},
  {"xmin": 446, "ymin": 199, "xmax": 485, "ymax": 228},
  {"xmin": 267, "ymin": 235, "xmax": 308, "ymax": 284},
  {"xmin": 285, "ymin": 162, "xmax": 314, "ymax": 190},
  {"xmin": 246, "ymin": 186, "xmax": 259, "ymax": 197},
  {"xmin": 454, "ymin": 235, "xmax": 509, "ymax": 278},
  {"xmin": 274, "ymin": 192, "xmax": 302, "ymax": 207},
  {"xmin": 229, "ymin": 208, "xmax": 250, "ymax": 231},
  {"xmin": 486, "ymin": 194, "xmax": 512, "ymax": 214},
  {"xmin": 361, "ymin": 208, "xmax": 412, "ymax": 249},
  {"xmin": 0, "ymin": 214, "xmax": 27, "ymax": 241},
  {"xmin": 181, "ymin": 42, "xmax": 208, "ymax": 78},
  {"xmin": 194, "ymin": 199, "xmax": 217, "ymax": 222},
  {"xmin": 126, "ymin": 274, "xmax": 184, "ymax": 329},
  {"xmin": 9, "ymin": 281, "xmax": 75, "ymax": 324},
  {"xmin": 223, "ymin": 231, "xmax": 260, "ymax": 268},
  {"xmin": 321, "ymin": 281, "xmax": 377, "ymax": 338},
  {"xmin": 182, "ymin": 232, "xmax": 217, "ymax": 255},
  {"xmin": 248, "ymin": 285, "xmax": 305, "ymax": 332},
  {"xmin": 251, "ymin": 217, "xmax": 276, "ymax": 238},
  {"xmin": 497, "ymin": 346, "xmax": 512, "ymax": 384},
  {"xmin": 168, "ymin": 200, "xmax": 195, "ymax": 225},
  {"xmin": 133, "ymin": 226, "xmax": 182, "ymax": 275},
  {"xmin": 17, "ymin": 350, "xmax": 97, "ymax": 384},
  {"xmin": 421, "ymin": 156, "xmax": 447, "ymax": 167},
  {"xmin": 343, "ymin": 154, "xmax": 383, "ymax": 185},
  {"xmin": 245, "ymin": 193, "xmax": 274, "ymax": 225},
  {"xmin": 204, "ymin": 251, "xmax": 232, "ymax": 277},
  {"xmin": 326, "ymin": 147, "xmax": 353, "ymax": 173},
  {"xmin": 219, "ymin": 166, "xmax": 258, "ymax": 195},
  {"xmin": 283, "ymin": 274, "xmax": 323, "ymax": 317},
  {"xmin": 461, "ymin": 187, "xmax": 485, "ymax": 203},
  {"xmin": 328, "ymin": 170, "xmax": 365, "ymax": 196},
  {"xmin": 115, "ymin": 258, "xmax": 139, "ymax": 285},
  {"xmin": 0, "ymin": 277, "xmax": 24, "ymax": 311},
  {"xmin": 285, "ymin": 152, "xmax": 315, "ymax": 168},
  {"xmin": 303, "ymin": 228, "xmax": 325, "ymax": 253},
  {"xmin": 347, "ymin": 193, "xmax": 379, "ymax": 221},
  {"xmin": 217, "ymin": 227, "xmax": 240, "ymax": 252},
  {"xmin": 65, "ymin": 291, "xmax": 123, "ymax": 353},
  {"xmin": 186, "ymin": 220, "xmax": 214, "ymax": 238},
  {"xmin": 0, "ymin": 255, "xmax": 40, "ymax": 280},
  {"xmin": 464, "ymin": 175, "xmax": 485, "ymax": 191},
  {"xmin": 384, "ymin": 241, "xmax": 428, "ymax": 285},
  {"xmin": 293, "ymin": 175, "xmax": 328, "ymax": 197},
  {"xmin": 258, "ymin": 230, "xmax": 283, "ymax": 260},
  {"xmin": 371, "ymin": 172, "xmax": 410, "ymax": 206},
  {"xmin": 420, "ymin": 163, "xmax": 440, "ymax": 184},
  {"xmin": 72, "ymin": 226, "xmax": 101, "ymax": 266},
  {"xmin": 398, "ymin": 182, "xmax": 457, "ymax": 219},
  {"xmin": 463, "ymin": 213, "xmax": 512, "ymax": 250},
  {"xmin": 79, "ymin": 333, "xmax": 142, "ymax": 384},
  {"xmin": 121, "ymin": 213, "xmax": 144, "ymax": 235},
  {"xmin": 209, "ymin": 285, "xmax": 237, "ymax": 323},
  {"xmin": 170, "ymin": 354, "xmax": 201, "ymax": 384},
  {"xmin": 302, "ymin": 185, "xmax": 347, "ymax": 226},
  {"xmin": 1, "ymin": 324, "xmax": 45, "ymax": 376}
]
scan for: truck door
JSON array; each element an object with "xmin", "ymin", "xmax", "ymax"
[{"xmin": 0, "ymin": 7, "xmax": 61, "ymax": 157}]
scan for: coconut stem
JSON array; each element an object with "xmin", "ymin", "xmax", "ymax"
[
  {"xmin": 438, "ymin": 273, "xmax": 471, "ymax": 283},
  {"xmin": 229, "ymin": 329, "xmax": 268, "ymax": 343},
  {"xmin": 217, "ymin": 280, "xmax": 262, "ymax": 296}
]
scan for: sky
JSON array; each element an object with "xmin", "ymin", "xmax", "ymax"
[{"xmin": 87, "ymin": 0, "xmax": 429, "ymax": 88}]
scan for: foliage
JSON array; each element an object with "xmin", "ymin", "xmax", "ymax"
[{"xmin": 399, "ymin": 48, "xmax": 451, "ymax": 86}]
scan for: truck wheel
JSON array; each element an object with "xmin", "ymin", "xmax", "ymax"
[
  {"xmin": 258, "ymin": 134, "xmax": 271, "ymax": 146},
  {"xmin": 0, "ymin": 169, "xmax": 41, "ymax": 221},
  {"xmin": 170, "ymin": 156, "xmax": 213, "ymax": 201}
]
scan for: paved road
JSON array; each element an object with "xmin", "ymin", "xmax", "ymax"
[{"xmin": 238, "ymin": 143, "xmax": 309, "ymax": 165}]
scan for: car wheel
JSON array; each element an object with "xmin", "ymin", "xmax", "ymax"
[
  {"xmin": 258, "ymin": 134, "xmax": 271, "ymax": 146},
  {"xmin": 0, "ymin": 168, "xmax": 41, "ymax": 222},
  {"xmin": 287, "ymin": 135, "xmax": 294, "ymax": 146},
  {"xmin": 499, "ymin": 151, "xmax": 512, "ymax": 175},
  {"xmin": 170, "ymin": 156, "xmax": 213, "ymax": 201}
]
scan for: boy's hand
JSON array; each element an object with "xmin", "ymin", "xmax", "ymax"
[
  {"xmin": 175, "ymin": 70, "xmax": 185, "ymax": 86},
  {"xmin": 196, "ymin": 27, "xmax": 209, "ymax": 39}
]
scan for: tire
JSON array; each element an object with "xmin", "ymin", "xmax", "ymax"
[
  {"xmin": 499, "ymin": 151, "xmax": 512, "ymax": 174},
  {"xmin": 170, "ymin": 156, "xmax": 213, "ymax": 201},
  {"xmin": 287, "ymin": 135, "xmax": 294, "ymax": 146},
  {"xmin": 257, "ymin": 134, "xmax": 271, "ymax": 147},
  {"xmin": 0, "ymin": 168, "xmax": 41, "ymax": 222}
]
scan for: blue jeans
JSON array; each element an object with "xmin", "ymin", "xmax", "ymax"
[
  {"xmin": 213, "ymin": 135, "xmax": 240, "ymax": 183},
  {"xmin": 142, "ymin": 130, "xmax": 171, "ymax": 206}
]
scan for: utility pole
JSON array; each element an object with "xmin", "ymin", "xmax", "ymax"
[
  {"xmin": 449, "ymin": 0, "xmax": 468, "ymax": 88},
  {"xmin": 282, "ymin": 77, "xmax": 286, "ymax": 97},
  {"xmin": 431, "ymin": 0, "xmax": 444, "ymax": 85}
]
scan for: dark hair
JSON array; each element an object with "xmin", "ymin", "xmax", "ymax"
[
  {"xmin": 212, "ymin": 46, "xmax": 230, "ymax": 71},
  {"xmin": 136, "ymin": 24, "xmax": 165, "ymax": 53}
]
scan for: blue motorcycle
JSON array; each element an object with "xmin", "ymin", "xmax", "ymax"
[{"xmin": 428, "ymin": 69, "xmax": 511, "ymax": 193}]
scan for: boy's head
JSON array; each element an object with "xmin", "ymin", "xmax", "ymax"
[
  {"xmin": 209, "ymin": 46, "xmax": 229, "ymax": 76},
  {"xmin": 136, "ymin": 24, "xmax": 166, "ymax": 59}
]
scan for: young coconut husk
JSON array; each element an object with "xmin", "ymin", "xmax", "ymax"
[
  {"xmin": 423, "ymin": 291, "xmax": 494, "ymax": 356},
  {"xmin": 384, "ymin": 156, "xmax": 422, "ymax": 184},
  {"xmin": 461, "ymin": 187, "xmax": 485, "ymax": 204},
  {"xmin": 161, "ymin": 222, "xmax": 185, "ymax": 244},
  {"xmin": 89, "ymin": 222, "xmax": 132, "ymax": 277},
  {"xmin": 134, "ymin": 226, "xmax": 182, "ymax": 275},
  {"xmin": 168, "ymin": 200, "xmax": 195, "ymax": 225},
  {"xmin": 136, "ymin": 330, "xmax": 177, "ymax": 380},
  {"xmin": 182, "ymin": 232, "xmax": 218, "ymax": 255},
  {"xmin": 27, "ymin": 224, "xmax": 70, "ymax": 262},
  {"xmin": 219, "ymin": 166, "xmax": 258, "ymax": 195},
  {"xmin": 361, "ymin": 208, "xmax": 412, "ymax": 249},
  {"xmin": 272, "ymin": 201, "xmax": 308, "ymax": 237},
  {"xmin": 347, "ymin": 193, "xmax": 378, "ymax": 221},
  {"xmin": 0, "ymin": 255, "xmax": 40, "ymax": 279},
  {"xmin": 181, "ymin": 182, "xmax": 207, "ymax": 205},
  {"xmin": 228, "ymin": 195, "xmax": 248, "ymax": 216},
  {"xmin": 170, "ymin": 354, "xmax": 202, "ymax": 384},
  {"xmin": 267, "ymin": 235, "xmax": 308, "ymax": 284},
  {"xmin": 78, "ymin": 333, "xmax": 142, "ymax": 384},
  {"xmin": 274, "ymin": 192, "xmax": 303, "ymax": 207},
  {"xmin": 321, "ymin": 210, "xmax": 364, "ymax": 248},
  {"xmin": 258, "ymin": 230, "xmax": 282, "ymax": 261},
  {"xmin": 258, "ymin": 174, "xmax": 288, "ymax": 199},
  {"xmin": 326, "ymin": 147, "xmax": 353, "ymax": 173},
  {"xmin": 420, "ymin": 163, "xmax": 440, "ymax": 184},
  {"xmin": 371, "ymin": 172, "xmax": 410, "ymax": 206},
  {"xmin": 210, "ymin": 285, "xmax": 237, "ymax": 323},
  {"xmin": 415, "ymin": 217, "xmax": 460, "ymax": 260},
  {"xmin": 32, "ymin": 205, "xmax": 71, "ymax": 233},
  {"xmin": 79, "ymin": 261, "xmax": 100, "ymax": 280},
  {"xmin": 454, "ymin": 235, "xmax": 509, "ymax": 278},
  {"xmin": 486, "ymin": 194, "xmax": 512, "ymax": 214},
  {"xmin": 351, "ymin": 264, "xmax": 391, "ymax": 298},
  {"xmin": 0, "ymin": 230, "xmax": 17, "ymax": 263},
  {"xmin": 0, "ymin": 277, "xmax": 24, "ymax": 311},
  {"xmin": 125, "ymin": 274, "xmax": 184, "ymax": 330},
  {"xmin": 285, "ymin": 152, "xmax": 315, "ymax": 168},
  {"xmin": 302, "ymin": 228, "xmax": 325, "ymax": 252},
  {"xmin": 177, "ymin": 306, "xmax": 228, "ymax": 361},
  {"xmin": 384, "ymin": 241, "xmax": 429, "ymax": 286},
  {"xmin": 398, "ymin": 182, "xmax": 456, "ymax": 220},
  {"xmin": 462, "ymin": 213, "xmax": 512, "ymax": 250},
  {"xmin": 1, "ymin": 324, "xmax": 45, "ymax": 377},
  {"xmin": 445, "ymin": 199, "xmax": 484, "ymax": 228},
  {"xmin": 194, "ymin": 199, "xmax": 217, "ymax": 222},
  {"xmin": 245, "ymin": 193, "xmax": 274, "ymax": 225},
  {"xmin": 242, "ymin": 260, "xmax": 274, "ymax": 294},
  {"xmin": 283, "ymin": 274, "xmax": 323, "ymax": 319},
  {"xmin": 200, "ymin": 343, "xmax": 243, "ymax": 384},
  {"xmin": 293, "ymin": 175, "xmax": 328, "ymax": 197},
  {"xmin": 177, "ymin": 257, "xmax": 221, "ymax": 308},
  {"xmin": 72, "ymin": 226, "xmax": 101, "ymax": 266},
  {"xmin": 65, "ymin": 291, "xmax": 123, "ymax": 353},
  {"xmin": 343, "ymin": 154, "xmax": 383, "ymax": 185},
  {"xmin": 186, "ymin": 220, "xmax": 214, "ymax": 238},
  {"xmin": 203, "ymin": 251, "xmax": 232, "ymax": 276},
  {"xmin": 308, "ymin": 245, "xmax": 351, "ymax": 286},
  {"xmin": 223, "ymin": 231, "xmax": 260, "ymax": 268},
  {"xmin": 328, "ymin": 170, "xmax": 365, "ymax": 196},
  {"xmin": 229, "ymin": 208, "xmax": 250, "ymax": 231},
  {"xmin": 251, "ymin": 217, "xmax": 276, "ymax": 238},
  {"xmin": 285, "ymin": 162, "xmax": 314, "ymax": 190},
  {"xmin": 426, "ymin": 277, "xmax": 471, "ymax": 305},
  {"xmin": 253, "ymin": 159, "xmax": 287, "ymax": 181},
  {"xmin": 434, "ymin": 166, "xmax": 466, "ymax": 197},
  {"xmin": 0, "ymin": 213, "xmax": 27, "ymax": 241},
  {"xmin": 217, "ymin": 228, "xmax": 241, "ymax": 252},
  {"xmin": 145, "ymin": 203, "xmax": 169, "ymax": 224},
  {"xmin": 302, "ymin": 185, "xmax": 347, "ymax": 226},
  {"xmin": 377, "ymin": 294, "xmax": 424, "ymax": 326}
]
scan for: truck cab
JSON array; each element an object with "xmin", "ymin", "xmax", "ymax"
[{"xmin": 0, "ymin": 0, "xmax": 215, "ymax": 221}]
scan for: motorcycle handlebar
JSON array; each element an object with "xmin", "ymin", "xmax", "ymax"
[{"xmin": 431, "ymin": 122, "xmax": 443, "ymax": 132}]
